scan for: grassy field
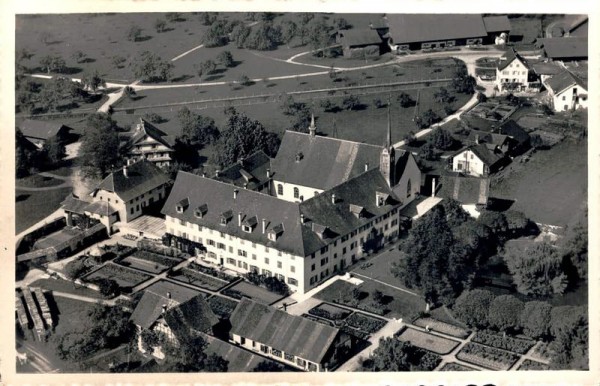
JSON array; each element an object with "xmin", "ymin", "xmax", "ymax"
[
  {"xmin": 228, "ymin": 281, "xmax": 283, "ymax": 305},
  {"xmin": 490, "ymin": 139, "xmax": 587, "ymax": 226},
  {"xmin": 16, "ymin": 174, "xmax": 64, "ymax": 188},
  {"xmin": 352, "ymin": 248, "xmax": 416, "ymax": 292},
  {"xmin": 29, "ymin": 278, "xmax": 109, "ymax": 299},
  {"xmin": 15, "ymin": 187, "xmax": 72, "ymax": 234},
  {"xmin": 397, "ymin": 327, "xmax": 460, "ymax": 355}
]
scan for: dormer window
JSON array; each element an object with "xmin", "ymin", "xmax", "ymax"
[
  {"xmin": 242, "ymin": 216, "xmax": 258, "ymax": 233},
  {"xmin": 194, "ymin": 204, "xmax": 208, "ymax": 218},
  {"xmin": 243, "ymin": 225, "xmax": 252, "ymax": 233},
  {"xmin": 268, "ymin": 224, "xmax": 284, "ymax": 241},
  {"xmin": 176, "ymin": 198, "xmax": 190, "ymax": 213},
  {"xmin": 375, "ymin": 192, "xmax": 389, "ymax": 207},
  {"xmin": 220, "ymin": 210, "xmax": 233, "ymax": 225},
  {"xmin": 295, "ymin": 152, "xmax": 304, "ymax": 162},
  {"xmin": 349, "ymin": 204, "xmax": 366, "ymax": 219}
]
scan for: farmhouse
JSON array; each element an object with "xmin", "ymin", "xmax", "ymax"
[
  {"xmin": 498, "ymin": 120, "xmax": 530, "ymax": 155},
  {"xmin": 229, "ymin": 298, "xmax": 352, "ymax": 371},
  {"xmin": 452, "ymin": 144, "xmax": 504, "ymax": 177},
  {"xmin": 386, "ymin": 14, "xmax": 510, "ymax": 51},
  {"xmin": 123, "ymin": 118, "xmax": 175, "ymax": 168},
  {"xmin": 536, "ymin": 37, "xmax": 588, "ymax": 61},
  {"xmin": 439, "ymin": 174, "xmax": 490, "ymax": 208},
  {"xmin": 337, "ymin": 28, "xmax": 384, "ymax": 57},
  {"xmin": 543, "ymin": 70, "xmax": 588, "ymax": 113},
  {"xmin": 89, "ymin": 160, "xmax": 170, "ymax": 225},
  {"xmin": 467, "ymin": 130, "xmax": 511, "ymax": 155},
  {"xmin": 18, "ymin": 119, "xmax": 73, "ymax": 148},
  {"xmin": 495, "ymin": 48, "xmax": 535, "ymax": 92}
]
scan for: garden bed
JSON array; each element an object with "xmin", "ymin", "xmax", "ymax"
[
  {"xmin": 344, "ymin": 312, "xmax": 387, "ymax": 334},
  {"xmin": 472, "ymin": 330, "xmax": 535, "ymax": 354},
  {"xmin": 188, "ymin": 262, "xmax": 237, "ymax": 282},
  {"xmin": 439, "ymin": 362, "xmax": 479, "ymax": 371},
  {"xmin": 117, "ymin": 255, "xmax": 169, "ymax": 274},
  {"xmin": 396, "ymin": 327, "xmax": 459, "ymax": 355},
  {"xmin": 227, "ymin": 281, "xmax": 284, "ymax": 305},
  {"xmin": 170, "ymin": 267, "xmax": 229, "ymax": 291},
  {"xmin": 517, "ymin": 359, "xmax": 549, "ymax": 371},
  {"xmin": 207, "ymin": 295, "xmax": 239, "ymax": 319},
  {"xmin": 302, "ymin": 313, "xmax": 335, "ymax": 327},
  {"xmin": 456, "ymin": 343, "xmax": 519, "ymax": 370},
  {"xmin": 413, "ymin": 317, "xmax": 470, "ymax": 339},
  {"xmin": 308, "ymin": 302, "xmax": 352, "ymax": 321},
  {"xmin": 83, "ymin": 263, "xmax": 151, "ymax": 290}
]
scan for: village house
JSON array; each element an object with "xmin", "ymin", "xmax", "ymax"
[
  {"xmin": 543, "ymin": 70, "xmax": 588, "ymax": 113},
  {"xmin": 18, "ymin": 119, "xmax": 73, "ymax": 148},
  {"xmin": 337, "ymin": 28, "xmax": 384, "ymax": 57},
  {"xmin": 536, "ymin": 37, "xmax": 588, "ymax": 62},
  {"xmin": 466, "ymin": 130, "xmax": 512, "ymax": 155},
  {"xmin": 451, "ymin": 144, "xmax": 504, "ymax": 177},
  {"xmin": 213, "ymin": 150, "xmax": 272, "ymax": 194},
  {"xmin": 498, "ymin": 120, "xmax": 531, "ymax": 156},
  {"xmin": 495, "ymin": 48, "xmax": 536, "ymax": 92},
  {"xmin": 229, "ymin": 298, "xmax": 353, "ymax": 371},
  {"xmin": 439, "ymin": 173, "xmax": 491, "ymax": 215},
  {"xmin": 123, "ymin": 118, "xmax": 176, "ymax": 168}
]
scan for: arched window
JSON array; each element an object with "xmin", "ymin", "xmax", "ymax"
[
  {"xmin": 293, "ymin": 187, "xmax": 299, "ymax": 198},
  {"xmin": 407, "ymin": 179, "xmax": 412, "ymax": 198},
  {"xmin": 277, "ymin": 184, "xmax": 283, "ymax": 195}
]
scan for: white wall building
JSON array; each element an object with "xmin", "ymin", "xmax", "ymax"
[{"xmin": 544, "ymin": 70, "xmax": 588, "ymax": 112}]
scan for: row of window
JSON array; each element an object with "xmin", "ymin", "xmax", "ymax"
[
  {"xmin": 241, "ymin": 338, "xmax": 317, "ymax": 370},
  {"xmin": 501, "ymin": 70, "xmax": 527, "ymax": 76},
  {"xmin": 276, "ymin": 184, "xmax": 320, "ymax": 198},
  {"xmin": 225, "ymin": 258, "xmax": 299, "ymax": 285}
]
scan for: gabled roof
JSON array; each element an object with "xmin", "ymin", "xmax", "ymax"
[
  {"xmin": 61, "ymin": 195, "xmax": 117, "ymax": 216},
  {"xmin": 467, "ymin": 130, "xmax": 509, "ymax": 147},
  {"xmin": 164, "ymin": 295, "xmax": 219, "ymax": 339},
  {"xmin": 95, "ymin": 160, "xmax": 170, "ymax": 202},
  {"xmin": 386, "ymin": 14, "xmax": 487, "ymax": 44},
  {"xmin": 130, "ymin": 118, "xmax": 175, "ymax": 148},
  {"xmin": 439, "ymin": 174, "xmax": 490, "ymax": 205},
  {"xmin": 339, "ymin": 28, "xmax": 382, "ymax": 47},
  {"xmin": 215, "ymin": 151, "xmax": 272, "ymax": 190},
  {"xmin": 271, "ymin": 131, "xmax": 382, "ymax": 191},
  {"xmin": 130, "ymin": 280, "xmax": 202, "ymax": 329},
  {"xmin": 497, "ymin": 48, "xmax": 528, "ymax": 71},
  {"xmin": 530, "ymin": 61, "xmax": 564, "ymax": 76},
  {"xmin": 229, "ymin": 298, "xmax": 340, "ymax": 364},
  {"xmin": 544, "ymin": 71, "xmax": 588, "ymax": 95},
  {"xmin": 536, "ymin": 37, "xmax": 588, "ymax": 59},
  {"xmin": 202, "ymin": 333, "xmax": 281, "ymax": 372},
  {"xmin": 19, "ymin": 119, "xmax": 70, "ymax": 140},
  {"xmin": 456, "ymin": 144, "xmax": 503, "ymax": 167},
  {"xmin": 499, "ymin": 120, "xmax": 530, "ymax": 145},
  {"xmin": 482, "ymin": 15, "xmax": 511, "ymax": 33}
]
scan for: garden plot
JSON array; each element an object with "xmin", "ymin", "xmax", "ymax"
[
  {"xmin": 118, "ymin": 255, "xmax": 171, "ymax": 274},
  {"xmin": 472, "ymin": 330, "xmax": 535, "ymax": 354},
  {"xmin": 517, "ymin": 359, "xmax": 549, "ymax": 371},
  {"xmin": 83, "ymin": 263, "xmax": 151, "ymax": 290},
  {"xmin": 414, "ymin": 317, "xmax": 470, "ymax": 339},
  {"xmin": 224, "ymin": 281, "xmax": 283, "ymax": 305},
  {"xmin": 396, "ymin": 327, "xmax": 459, "ymax": 355},
  {"xmin": 308, "ymin": 303, "xmax": 352, "ymax": 321},
  {"xmin": 439, "ymin": 362, "xmax": 479, "ymax": 371},
  {"xmin": 456, "ymin": 342, "xmax": 520, "ymax": 371},
  {"xmin": 170, "ymin": 267, "xmax": 230, "ymax": 291},
  {"xmin": 344, "ymin": 312, "xmax": 387, "ymax": 334}
]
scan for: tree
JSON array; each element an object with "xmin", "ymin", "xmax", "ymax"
[
  {"xmin": 520, "ymin": 301, "xmax": 552, "ymax": 339},
  {"xmin": 127, "ymin": 25, "xmax": 142, "ymax": 42},
  {"xmin": 216, "ymin": 50, "xmax": 234, "ymax": 67},
  {"xmin": 504, "ymin": 210, "xmax": 530, "ymax": 236},
  {"xmin": 561, "ymin": 208, "xmax": 588, "ymax": 280},
  {"xmin": 162, "ymin": 333, "xmax": 228, "ymax": 372},
  {"xmin": 477, "ymin": 92, "xmax": 487, "ymax": 102},
  {"xmin": 549, "ymin": 306, "xmax": 588, "ymax": 369},
  {"xmin": 342, "ymin": 95, "xmax": 361, "ymax": 110},
  {"xmin": 333, "ymin": 17, "xmax": 350, "ymax": 30},
  {"xmin": 451, "ymin": 66, "xmax": 476, "ymax": 94},
  {"xmin": 230, "ymin": 24, "xmax": 251, "ymax": 48},
  {"xmin": 140, "ymin": 329, "xmax": 160, "ymax": 352},
  {"xmin": 132, "ymin": 51, "xmax": 173, "ymax": 82},
  {"xmin": 71, "ymin": 50, "xmax": 87, "ymax": 64},
  {"xmin": 143, "ymin": 112, "xmax": 166, "ymax": 124},
  {"xmin": 487, "ymin": 294, "xmax": 524, "ymax": 332},
  {"xmin": 16, "ymin": 129, "xmax": 36, "ymax": 177},
  {"xmin": 397, "ymin": 92, "xmax": 413, "ymax": 108},
  {"xmin": 202, "ymin": 24, "xmax": 228, "ymax": 47},
  {"xmin": 81, "ymin": 70, "xmax": 106, "ymax": 93},
  {"xmin": 434, "ymin": 87, "xmax": 453, "ymax": 104},
  {"xmin": 372, "ymin": 290, "xmax": 384, "ymax": 305},
  {"xmin": 39, "ymin": 54, "xmax": 66, "ymax": 74},
  {"xmin": 65, "ymin": 259, "xmax": 87, "ymax": 280},
  {"xmin": 80, "ymin": 113, "xmax": 121, "ymax": 178},
  {"xmin": 428, "ymin": 128, "xmax": 454, "ymax": 150},
  {"xmin": 165, "ymin": 12, "xmax": 182, "ymax": 22},
  {"xmin": 211, "ymin": 111, "xmax": 280, "ymax": 168},
  {"xmin": 154, "ymin": 18, "xmax": 167, "ymax": 33},
  {"xmin": 93, "ymin": 278, "xmax": 120, "ymax": 297},
  {"xmin": 238, "ymin": 74, "xmax": 252, "ymax": 87},
  {"xmin": 420, "ymin": 109, "xmax": 440, "ymax": 127},
  {"xmin": 42, "ymin": 136, "xmax": 66, "ymax": 165},
  {"xmin": 252, "ymin": 360, "xmax": 285, "ymax": 372},
  {"xmin": 245, "ymin": 22, "xmax": 281, "ymax": 50},
  {"xmin": 308, "ymin": 18, "xmax": 332, "ymax": 54},
  {"xmin": 280, "ymin": 21, "xmax": 297, "ymax": 47},
  {"xmin": 201, "ymin": 60, "xmax": 217, "ymax": 76},
  {"xmin": 123, "ymin": 86, "xmax": 136, "ymax": 100},
  {"xmin": 452, "ymin": 289, "xmax": 495, "ymax": 328},
  {"xmin": 478, "ymin": 210, "xmax": 508, "ymax": 235},
  {"xmin": 503, "ymin": 241, "xmax": 568, "ymax": 296},
  {"xmin": 177, "ymin": 107, "xmax": 219, "ymax": 146},
  {"xmin": 361, "ymin": 338, "xmax": 440, "ymax": 371},
  {"xmin": 112, "ymin": 55, "xmax": 127, "ymax": 69}
]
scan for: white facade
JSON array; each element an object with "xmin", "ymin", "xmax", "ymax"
[
  {"xmin": 550, "ymin": 84, "xmax": 588, "ymax": 112},
  {"xmin": 452, "ymin": 149, "xmax": 489, "ymax": 177},
  {"xmin": 395, "ymin": 154, "xmax": 422, "ymax": 203},
  {"xmin": 273, "ymin": 180, "xmax": 324, "ymax": 203},
  {"xmin": 128, "ymin": 135, "xmax": 173, "ymax": 168},
  {"xmin": 95, "ymin": 184, "xmax": 167, "ymax": 223},
  {"xmin": 496, "ymin": 57, "xmax": 529, "ymax": 91}
]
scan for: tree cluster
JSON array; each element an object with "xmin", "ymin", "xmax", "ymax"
[
  {"xmin": 132, "ymin": 51, "xmax": 173, "ymax": 83},
  {"xmin": 79, "ymin": 113, "xmax": 122, "ymax": 178},
  {"xmin": 16, "ymin": 129, "xmax": 66, "ymax": 177},
  {"xmin": 280, "ymin": 95, "xmax": 313, "ymax": 132},
  {"xmin": 451, "ymin": 66, "xmax": 477, "ymax": 94},
  {"xmin": 361, "ymin": 338, "xmax": 440, "ymax": 371},
  {"xmin": 160, "ymin": 332, "xmax": 228, "ymax": 372}
]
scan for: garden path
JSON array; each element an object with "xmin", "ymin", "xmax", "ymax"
[{"xmin": 509, "ymin": 341, "xmax": 550, "ymax": 370}]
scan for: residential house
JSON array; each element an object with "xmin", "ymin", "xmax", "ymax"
[
  {"xmin": 214, "ymin": 150, "xmax": 272, "ymax": 193},
  {"xmin": 61, "ymin": 194, "xmax": 119, "ymax": 234},
  {"xmin": 531, "ymin": 61, "xmax": 564, "ymax": 83},
  {"xmin": 90, "ymin": 160, "xmax": 170, "ymax": 224},
  {"xmin": 498, "ymin": 120, "xmax": 531, "ymax": 155},
  {"xmin": 452, "ymin": 144, "xmax": 504, "ymax": 177},
  {"xmin": 467, "ymin": 130, "xmax": 511, "ymax": 155},
  {"xmin": 337, "ymin": 28, "xmax": 384, "ymax": 57},
  {"xmin": 18, "ymin": 119, "xmax": 73, "ymax": 148},
  {"xmin": 123, "ymin": 118, "xmax": 176, "ymax": 168},
  {"xmin": 439, "ymin": 173, "xmax": 490, "ymax": 211},
  {"xmin": 386, "ymin": 14, "xmax": 510, "ymax": 51},
  {"xmin": 543, "ymin": 71, "xmax": 588, "ymax": 112},
  {"xmin": 495, "ymin": 48, "xmax": 535, "ymax": 92},
  {"xmin": 229, "ymin": 298, "xmax": 353, "ymax": 371},
  {"xmin": 536, "ymin": 37, "xmax": 588, "ymax": 61}
]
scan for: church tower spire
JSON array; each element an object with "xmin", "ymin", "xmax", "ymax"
[{"xmin": 380, "ymin": 99, "xmax": 396, "ymax": 186}]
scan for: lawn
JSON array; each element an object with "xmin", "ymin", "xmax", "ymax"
[
  {"xmin": 16, "ymin": 187, "xmax": 72, "ymax": 234},
  {"xmin": 226, "ymin": 280, "xmax": 284, "ymax": 305},
  {"xmin": 170, "ymin": 267, "xmax": 230, "ymax": 291},
  {"xmin": 16, "ymin": 174, "xmax": 64, "ymax": 188},
  {"xmin": 313, "ymin": 277, "xmax": 426, "ymax": 320},
  {"xmin": 490, "ymin": 139, "xmax": 587, "ymax": 227},
  {"xmin": 117, "ymin": 255, "xmax": 168, "ymax": 274},
  {"xmin": 413, "ymin": 317, "xmax": 470, "ymax": 339},
  {"xmin": 83, "ymin": 263, "xmax": 152, "ymax": 289},
  {"xmin": 29, "ymin": 278, "xmax": 109, "ymax": 299},
  {"xmin": 396, "ymin": 327, "xmax": 460, "ymax": 355},
  {"xmin": 352, "ymin": 248, "xmax": 415, "ymax": 291}
]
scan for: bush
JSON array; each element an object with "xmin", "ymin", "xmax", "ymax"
[
  {"xmin": 244, "ymin": 271, "xmax": 290, "ymax": 296},
  {"xmin": 345, "ymin": 312, "xmax": 387, "ymax": 333},
  {"xmin": 457, "ymin": 342, "xmax": 519, "ymax": 370},
  {"xmin": 308, "ymin": 304, "xmax": 351, "ymax": 321},
  {"xmin": 472, "ymin": 330, "xmax": 534, "ymax": 354}
]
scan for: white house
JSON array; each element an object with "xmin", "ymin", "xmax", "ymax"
[
  {"xmin": 452, "ymin": 144, "xmax": 503, "ymax": 177},
  {"xmin": 124, "ymin": 118, "xmax": 175, "ymax": 168},
  {"xmin": 544, "ymin": 71, "xmax": 588, "ymax": 112},
  {"xmin": 495, "ymin": 48, "xmax": 532, "ymax": 92}
]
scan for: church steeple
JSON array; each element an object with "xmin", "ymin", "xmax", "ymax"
[
  {"xmin": 309, "ymin": 113, "xmax": 316, "ymax": 137},
  {"xmin": 380, "ymin": 100, "xmax": 396, "ymax": 187}
]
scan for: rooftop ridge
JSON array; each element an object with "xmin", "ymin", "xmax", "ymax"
[{"xmin": 284, "ymin": 130, "xmax": 383, "ymax": 149}]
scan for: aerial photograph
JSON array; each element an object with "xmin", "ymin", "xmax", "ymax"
[{"xmin": 12, "ymin": 9, "xmax": 589, "ymax": 376}]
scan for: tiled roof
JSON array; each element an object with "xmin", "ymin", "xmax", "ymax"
[
  {"xmin": 386, "ymin": 14, "xmax": 487, "ymax": 44},
  {"xmin": 163, "ymin": 295, "xmax": 219, "ymax": 338},
  {"xmin": 467, "ymin": 130, "xmax": 509, "ymax": 147},
  {"xmin": 530, "ymin": 61, "xmax": 564, "ymax": 76},
  {"xmin": 215, "ymin": 151, "xmax": 272, "ymax": 190},
  {"xmin": 270, "ymin": 131, "xmax": 382, "ymax": 191},
  {"xmin": 497, "ymin": 48, "xmax": 528, "ymax": 71},
  {"xmin": 130, "ymin": 118, "xmax": 175, "ymax": 149},
  {"xmin": 482, "ymin": 15, "xmax": 511, "ymax": 33},
  {"xmin": 339, "ymin": 28, "xmax": 382, "ymax": 47},
  {"xmin": 61, "ymin": 195, "xmax": 91, "ymax": 214},
  {"xmin": 536, "ymin": 37, "xmax": 588, "ymax": 59},
  {"xmin": 61, "ymin": 195, "xmax": 117, "ymax": 216},
  {"xmin": 229, "ymin": 298, "xmax": 340, "ymax": 364},
  {"xmin": 19, "ymin": 119, "xmax": 70, "ymax": 140},
  {"xmin": 95, "ymin": 160, "xmax": 170, "ymax": 202},
  {"xmin": 84, "ymin": 201, "xmax": 118, "ymax": 216},
  {"xmin": 439, "ymin": 174, "xmax": 490, "ymax": 205},
  {"xmin": 544, "ymin": 71, "xmax": 588, "ymax": 95},
  {"xmin": 499, "ymin": 120, "xmax": 530, "ymax": 145},
  {"xmin": 202, "ymin": 333, "xmax": 281, "ymax": 372},
  {"xmin": 457, "ymin": 144, "xmax": 502, "ymax": 167}
]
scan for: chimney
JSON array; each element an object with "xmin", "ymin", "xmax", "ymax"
[
  {"xmin": 266, "ymin": 168, "xmax": 271, "ymax": 178},
  {"xmin": 262, "ymin": 218, "xmax": 267, "ymax": 234},
  {"xmin": 161, "ymin": 304, "xmax": 167, "ymax": 314},
  {"xmin": 166, "ymin": 291, "xmax": 171, "ymax": 299},
  {"xmin": 233, "ymin": 189, "xmax": 239, "ymax": 199},
  {"xmin": 300, "ymin": 214, "xmax": 305, "ymax": 224},
  {"xmin": 123, "ymin": 166, "xmax": 128, "ymax": 178},
  {"xmin": 202, "ymin": 172, "xmax": 206, "ymax": 178},
  {"xmin": 244, "ymin": 183, "xmax": 248, "ymax": 189},
  {"xmin": 237, "ymin": 212, "xmax": 242, "ymax": 226},
  {"xmin": 331, "ymin": 194, "xmax": 336, "ymax": 204},
  {"xmin": 475, "ymin": 134, "xmax": 480, "ymax": 144},
  {"xmin": 365, "ymin": 163, "xmax": 369, "ymax": 172},
  {"xmin": 309, "ymin": 113, "xmax": 316, "ymax": 137},
  {"xmin": 299, "ymin": 195, "xmax": 304, "ymax": 202},
  {"xmin": 215, "ymin": 170, "xmax": 220, "ymax": 177},
  {"xmin": 431, "ymin": 178, "xmax": 436, "ymax": 198}
]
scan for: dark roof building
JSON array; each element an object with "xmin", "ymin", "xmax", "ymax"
[
  {"xmin": 338, "ymin": 28, "xmax": 384, "ymax": 57},
  {"xmin": 536, "ymin": 37, "xmax": 588, "ymax": 60},
  {"xmin": 123, "ymin": 118, "xmax": 176, "ymax": 168},
  {"xmin": 93, "ymin": 160, "xmax": 170, "ymax": 203},
  {"xmin": 163, "ymin": 295, "xmax": 220, "ymax": 338},
  {"xmin": 544, "ymin": 70, "xmax": 588, "ymax": 95},
  {"xmin": 439, "ymin": 174, "xmax": 490, "ymax": 205},
  {"xmin": 499, "ymin": 120, "xmax": 530, "ymax": 153},
  {"xmin": 18, "ymin": 119, "xmax": 72, "ymax": 147},
  {"xmin": 482, "ymin": 15, "xmax": 512, "ymax": 34},
  {"xmin": 229, "ymin": 298, "xmax": 351, "ymax": 371},
  {"xmin": 215, "ymin": 151, "xmax": 271, "ymax": 192}
]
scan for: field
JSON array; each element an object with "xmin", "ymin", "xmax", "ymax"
[
  {"xmin": 83, "ymin": 263, "xmax": 151, "ymax": 289},
  {"xmin": 117, "ymin": 255, "xmax": 169, "ymax": 274},
  {"xmin": 352, "ymin": 248, "xmax": 415, "ymax": 290},
  {"xmin": 226, "ymin": 280, "xmax": 283, "ymax": 305},
  {"xmin": 396, "ymin": 327, "xmax": 460, "ymax": 355},
  {"xmin": 16, "ymin": 174, "xmax": 64, "ymax": 188},
  {"xmin": 490, "ymin": 139, "xmax": 587, "ymax": 226},
  {"xmin": 16, "ymin": 187, "xmax": 72, "ymax": 234}
]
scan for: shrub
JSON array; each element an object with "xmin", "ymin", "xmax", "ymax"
[
  {"xmin": 345, "ymin": 312, "xmax": 387, "ymax": 333},
  {"xmin": 472, "ymin": 330, "xmax": 534, "ymax": 354}
]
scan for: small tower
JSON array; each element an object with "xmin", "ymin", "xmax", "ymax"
[
  {"xmin": 309, "ymin": 113, "xmax": 316, "ymax": 137},
  {"xmin": 380, "ymin": 100, "xmax": 396, "ymax": 186}
]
